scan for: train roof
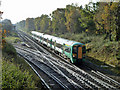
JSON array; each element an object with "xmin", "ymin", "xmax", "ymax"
[
  {"xmin": 31, "ymin": 31, "xmax": 44, "ymax": 37},
  {"xmin": 31, "ymin": 31, "xmax": 84, "ymax": 46}
]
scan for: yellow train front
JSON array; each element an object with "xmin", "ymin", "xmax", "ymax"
[{"xmin": 31, "ymin": 31, "xmax": 86, "ymax": 64}]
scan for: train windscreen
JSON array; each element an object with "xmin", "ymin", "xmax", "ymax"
[{"xmin": 72, "ymin": 45, "xmax": 83, "ymax": 59}]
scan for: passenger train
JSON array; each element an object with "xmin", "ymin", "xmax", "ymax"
[{"xmin": 31, "ymin": 31, "xmax": 86, "ymax": 63}]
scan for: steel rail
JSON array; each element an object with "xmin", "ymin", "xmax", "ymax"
[
  {"xmin": 15, "ymin": 46, "xmax": 84, "ymax": 89},
  {"xmin": 97, "ymin": 71, "xmax": 120, "ymax": 86},
  {"xmin": 16, "ymin": 48, "xmax": 71, "ymax": 90},
  {"xmin": 18, "ymin": 52, "xmax": 51, "ymax": 90}
]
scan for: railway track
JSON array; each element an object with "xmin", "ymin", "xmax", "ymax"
[
  {"xmin": 15, "ymin": 46, "xmax": 83, "ymax": 89},
  {"xmin": 16, "ymin": 48, "xmax": 70, "ymax": 89},
  {"xmin": 15, "ymin": 30, "xmax": 120, "ymax": 89},
  {"xmin": 80, "ymin": 64, "xmax": 120, "ymax": 89},
  {"xmin": 18, "ymin": 53, "xmax": 51, "ymax": 90}
]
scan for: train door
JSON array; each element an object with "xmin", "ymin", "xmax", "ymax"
[
  {"xmin": 77, "ymin": 46, "xmax": 82, "ymax": 59},
  {"xmin": 54, "ymin": 41, "xmax": 56, "ymax": 49},
  {"xmin": 50, "ymin": 39, "xmax": 52, "ymax": 48},
  {"xmin": 73, "ymin": 45, "xmax": 82, "ymax": 60}
]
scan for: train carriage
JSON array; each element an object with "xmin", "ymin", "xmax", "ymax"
[
  {"xmin": 31, "ymin": 31, "xmax": 86, "ymax": 63},
  {"xmin": 31, "ymin": 31, "xmax": 44, "ymax": 42}
]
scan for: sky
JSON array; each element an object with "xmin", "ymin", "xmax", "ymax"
[{"xmin": 1, "ymin": 0, "xmax": 91, "ymax": 24}]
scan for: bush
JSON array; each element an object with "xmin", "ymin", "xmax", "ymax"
[
  {"xmin": 5, "ymin": 37, "xmax": 21, "ymax": 43},
  {"xmin": 2, "ymin": 42, "xmax": 17, "ymax": 57},
  {"xmin": 2, "ymin": 41, "xmax": 43, "ymax": 89},
  {"xmin": 2, "ymin": 60, "xmax": 35, "ymax": 89}
]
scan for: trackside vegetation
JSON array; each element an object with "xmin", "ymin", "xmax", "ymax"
[
  {"xmin": 0, "ymin": 18, "xmax": 45, "ymax": 89},
  {"xmin": 2, "ymin": 42, "xmax": 35, "ymax": 89},
  {"xmin": 2, "ymin": 60, "xmax": 35, "ymax": 89},
  {"xmin": 2, "ymin": 35, "xmax": 44, "ymax": 89}
]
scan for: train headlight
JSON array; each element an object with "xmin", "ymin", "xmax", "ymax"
[{"xmin": 73, "ymin": 55, "xmax": 75, "ymax": 57}]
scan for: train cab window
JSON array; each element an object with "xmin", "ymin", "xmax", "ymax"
[
  {"xmin": 73, "ymin": 46, "xmax": 77, "ymax": 53},
  {"xmin": 82, "ymin": 46, "xmax": 86, "ymax": 53},
  {"xmin": 65, "ymin": 46, "xmax": 71, "ymax": 53}
]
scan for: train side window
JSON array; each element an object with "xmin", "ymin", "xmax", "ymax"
[
  {"xmin": 44, "ymin": 38, "xmax": 47, "ymax": 42},
  {"xmin": 56, "ymin": 43, "xmax": 62, "ymax": 48},
  {"xmin": 48, "ymin": 39, "xmax": 50, "ymax": 43},
  {"xmin": 41, "ymin": 37, "xmax": 42, "ymax": 40},
  {"xmin": 62, "ymin": 44, "xmax": 65, "ymax": 51},
  {"xmin": 52, "ymin": 41, "xmax": 54, "ymax": 45}
]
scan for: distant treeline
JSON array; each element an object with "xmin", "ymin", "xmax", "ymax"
[
  {"xmin": 1, "ymin": 19, "xmax": 16, "ymax": 36},
  {"xmin": 15, "ymin": 2, "xmax": 120, "ymax": 41}
]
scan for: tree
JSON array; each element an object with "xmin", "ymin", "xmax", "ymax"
[
  {"xmin": 34, "ymin": 17, "xmax": 41, "ymax": 31},
  {"xmin": 39, "ymin": 14, "xmax": 51, "ymax": 32},
  {"xmin": 94, "ymin": 2, "xmax": 107, "ymax": 35},
  {"xmin": 78, "ymin": 6, "xmax": 96, "ymax": 34},
  {"xmin": 51, "ymin": 8, "xmax": 66, "ymax": 34},
  {"xmin": 16, "ymin": 20, "xmax": 25, "ymax": 30},
  {"xmin": 25, "ymin": 18, "xmax": 35, "ymax": 32},
  {"xmin": 102, "ymin": 3, "xmax": 112, "ymax": 40},
  {"xmin": 116, "ymin": 1, "xmax": 120, "ymax": 41},
  {"xmin": 2, "ymin": 19, "xmax": 13, "ymax": 31},
  {"xmin": 94, "ymin": 2, "xmax": 120, "ymax": 41},
  {"xmin": 2, "ymin": 19, "xmax": 13, "ymax": 36},
  {"xmin": 65, "ymin": 4, "xmax": 81, "ymax": 33}
]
